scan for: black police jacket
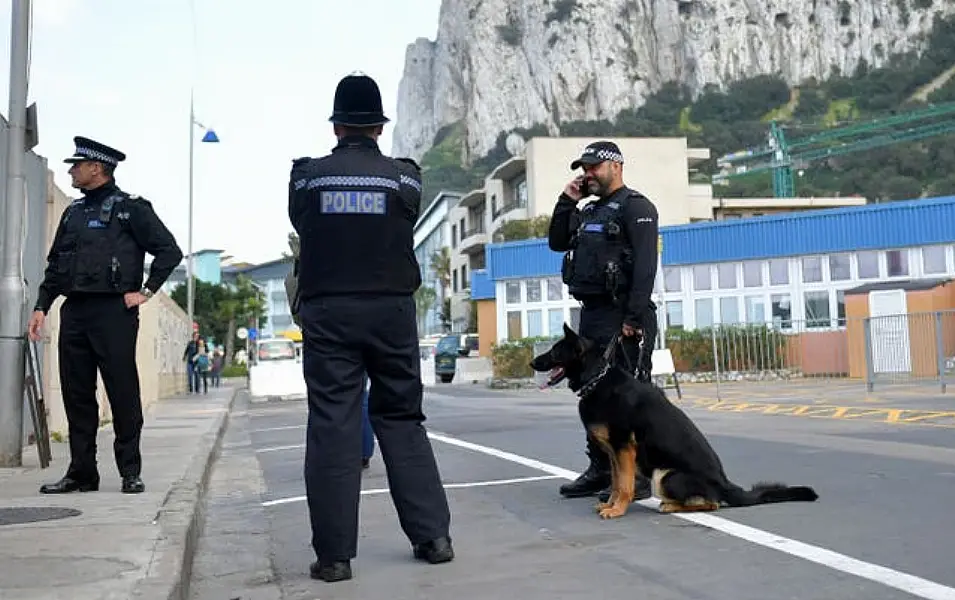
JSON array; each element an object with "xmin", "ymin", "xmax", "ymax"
[
  {"xmin": 288, "ymin": 135, "xmax": 423, "ymax": 299},
  {"xmin": 548, "ymin": 185, "xmax": 659, "ymax": 327},
  {"xmin": 34, "ymin": 182, "xmax": 184, "ymax": 314}
]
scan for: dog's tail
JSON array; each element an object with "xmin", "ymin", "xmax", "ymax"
[{"xmin": 722, "ymin": 481, "xmax": 819, "ymax": 507}]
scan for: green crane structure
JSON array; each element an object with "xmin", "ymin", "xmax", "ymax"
[{"xmin": 711, "ymin": 101, "xmax": 955, "ymax": 197}]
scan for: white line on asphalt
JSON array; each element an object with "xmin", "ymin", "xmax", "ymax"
[
  {"xmin": 256, "ymin": 444, "xmax": 304, "ymax": 453},
  {"xmin": 426, "ymin": 431, "xmax": 955, "ymax": 600},
  {"xmin": 251, "ymin": 425, "xmax": 303, "ymax": 433},
  {"xmin": 260, "ymin": 475, "xmax": 561, "ymax": 507}
]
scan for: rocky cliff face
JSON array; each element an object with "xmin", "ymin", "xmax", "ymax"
[{"xmin": 391, "ymin": 0, "xmax": 955, "ymax": 162}]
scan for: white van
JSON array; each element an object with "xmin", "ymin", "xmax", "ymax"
[{"xmin": 248, "ymin": 338, "xmax": 306, "ymax": 399}]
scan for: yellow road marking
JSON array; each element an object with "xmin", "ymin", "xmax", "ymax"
[{"xmin": 670, "ymin": 397, "xmax": 955, "ymax": 429}]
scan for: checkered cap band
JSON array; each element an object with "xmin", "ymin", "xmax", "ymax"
[
  {"xmin": 75, "ymin": 147, "xmax": 119, "ymax": 164},
  {"xmin": 583, "ymin": 146, "xmax": 624, "ymax": 163}
]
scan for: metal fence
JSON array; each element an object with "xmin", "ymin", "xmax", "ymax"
[{"xmin": 665, "ymin": 310, "xmax": 955, "ymax": 393}]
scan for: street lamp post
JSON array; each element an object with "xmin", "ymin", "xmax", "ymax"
[{"xmin": 186, "ymin": 89, "xmax": 219, "ymax": 330}]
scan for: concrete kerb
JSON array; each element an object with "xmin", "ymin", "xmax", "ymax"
[{"xmin": 130, "ymin": 386, "xmax": 241, "ymax": 600}]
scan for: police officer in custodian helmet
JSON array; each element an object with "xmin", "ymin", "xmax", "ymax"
[
  {"xmin": 27, "ymin": 137, "xmax": 184, "ymax": 495},
  {"xmin": 548, "ymin": 140, "xmax": 660, "ymax": 504},
  {"xmin": 288, "ymin": 73, "xmax": 453, "ymax": 583}
]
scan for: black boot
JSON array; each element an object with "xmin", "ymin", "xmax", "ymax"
[
  {"xmin": 559, "ymin": 438, "xmax": 611, "ymax": 498},
  {"xmin": 597, "ymin": 473, "xmax": 652, "ymax": 503}
]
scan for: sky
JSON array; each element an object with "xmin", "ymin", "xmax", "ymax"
[{"xmin": 0, "ymin": 0, "xmax": 443, "ymax": 264}]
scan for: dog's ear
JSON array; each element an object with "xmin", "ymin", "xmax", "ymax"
[{"xmin": 562, "ymin": 322, "xmax": 577, "ymax": 340}]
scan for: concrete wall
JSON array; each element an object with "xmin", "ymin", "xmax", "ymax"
[{"xmin": 33, "ymin": 170, "xmax": 191, "ymax": 439}]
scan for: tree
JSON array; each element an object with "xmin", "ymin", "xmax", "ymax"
[
  {"xmin": 429, "ymin": 246, "xmax": 451, "ymax": 293},
  {"xmin": 282, "ymin": 232, "xmax": 299, "ymax": 262},
  {"xmin": 170, "ymin": 275, "xmax": 266, "ymax": 364},
  {"xmin": 413, "ymin": 285, "xmax": 437, "ymax": 335}
]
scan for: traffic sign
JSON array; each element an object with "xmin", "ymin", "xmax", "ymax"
[
  {"xmin": 248, "ymin": 327, "xmax": 258, "ymax": 341},
  {"xmin": 236, "ymin": 327, "xmax": 248, "ymax": 340}
]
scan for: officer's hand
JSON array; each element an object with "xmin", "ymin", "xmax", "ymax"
[
  {"xmin": 27, "ymin": 311, "xmax": 45, "ymax": 341},
  {"xmin": 124, "ymin": 291, "xmax": 148, "ymax": 308},
  {"xmin": 622, "ymin": 323, "xmax": 642, "ymax": 338},
  {"xmin": 563, "ymin": 176, "xmax": 586, "ymax": 201}
]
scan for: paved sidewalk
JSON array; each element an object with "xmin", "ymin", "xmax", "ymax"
[{"xmin": 0, "ymin": 384, "xmax": 238, "ymax": 600}]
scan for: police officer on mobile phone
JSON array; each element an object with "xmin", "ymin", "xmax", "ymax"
[
  {"xmin": 288, "ymin": 72, "xmax": 453, "ymax": 584},
  {"xmin": 547, "ymin": 140, "xmax": 660, "ymax": 503},
  {"xmin": 28, "ymin": 136, "xmax": 183, "ymax": 496}
]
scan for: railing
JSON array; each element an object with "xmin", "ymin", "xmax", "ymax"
[
  {"xmin": 665, "ymin": 310, "xmax": 955, "ymax": 392},
  {"xmin": 463, "ymin": 221, "xmax": 486, "ymax": 238}
]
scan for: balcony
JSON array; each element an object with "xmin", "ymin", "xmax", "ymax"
[
  {"xmin": 490, "ymin": 200, "xmax": 528, "ymax": 232},
  {"xmin": 459, "ymin": 188, "xmax": 486, "ymax": 209},
  {"xmin": 458, "ymin": 221, "xmax": 488, "ymax": 255}
]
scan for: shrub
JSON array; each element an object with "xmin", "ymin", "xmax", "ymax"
[
  {"xmin": 221, "ymin": 363, "xmax": 248, "ymax": 378},
  {"xmin": 490, "ymin": 336, "xmax": 555, "ymax": 378}
]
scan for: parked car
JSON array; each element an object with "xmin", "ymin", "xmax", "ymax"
[{"xmin": 433, "ymin": 333, "xmax": 480, "ymax": 383}]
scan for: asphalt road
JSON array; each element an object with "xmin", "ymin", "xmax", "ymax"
[{"xmin": 245, "ymin": 383, "xmax": 955, "ymax": 600}]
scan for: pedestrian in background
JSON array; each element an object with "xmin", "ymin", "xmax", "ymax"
[
  {"xmin": 288, "ymin": 72, "xmax": 453, "ymax": 583},
  {"xmin": 28, "ymin": 136, "xmax": 183, "ymax": 495}
]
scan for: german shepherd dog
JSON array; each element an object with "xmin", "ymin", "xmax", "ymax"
[{"xmin": 531, "ymin": 324, "xmax": 819, "ymax": 520}]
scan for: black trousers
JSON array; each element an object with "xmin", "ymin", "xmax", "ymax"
[
  {"xmin": 58, "ymin": 294, "xmax": 144, "ymax": 481},
  {"xmin": 577, "ymin": 296, "xmax": 658, "ymax": 470},
  {"xmin": 300, "ymin": 294, "xmax": 451, "ymax": 563}
]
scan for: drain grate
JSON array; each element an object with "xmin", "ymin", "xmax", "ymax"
[{"xmin": 0, "ymin": 507, "xmax": 82, "ymax": 526}]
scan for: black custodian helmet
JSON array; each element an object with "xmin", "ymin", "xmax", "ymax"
[{"xmin": 329, "ymin": 72, "xmax": 390, "ymax": 127}]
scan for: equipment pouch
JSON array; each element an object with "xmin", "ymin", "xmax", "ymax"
[{"xmin": 561, "ymin": 251, "xmax": 575, "ymax": 286}]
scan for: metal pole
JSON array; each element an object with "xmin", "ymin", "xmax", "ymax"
[
  {"xmin": 0, "ymin": 0, "xmax": 32, "ymax": 467},
  {"xmin": 186, "ymin": 89, "xmax": 195, "ymax": 330}
]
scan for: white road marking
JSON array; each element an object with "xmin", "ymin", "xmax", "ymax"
[
  {"xmin": 261, "ymin": 475, "xmax": 561, "ymax": 507},
  {"xmin": 427, "ymin": 431, "xmax": 955, "ymax": 600},
  {"xmin": 251, "ymin": 425, "xmax": 303, "ymax": 433},
  {"xmin": 256, "ymin": 443, "xmax": 304, "ymax": 454}
]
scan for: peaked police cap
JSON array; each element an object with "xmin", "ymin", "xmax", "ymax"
[
  {"xmin": 64, "ymin": 136, "xmax": 126, "ymax": 165},
  {"xmin": 329, "ymin": 72, "xmax": 390, "ymax": 127}
]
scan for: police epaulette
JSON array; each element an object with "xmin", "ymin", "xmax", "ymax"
[
  {"xmin": 292, "ymin": 156, "xmax": 311, "ymax": 167},
  {"xmin": 395, "ymin": 157, "xmax": 421, "ymax": 172}
]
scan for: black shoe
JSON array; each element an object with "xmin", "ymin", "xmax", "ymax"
[
  {"xmin": 412, "ymin": 536, "xmax": 454, "ymax": 564},
  {"xmin": 362, "ymin": 457, "xmax": 370, "ymax": 469},
  {"xmin": 559, "ymin": 462, "xmax": 611, "ymax": 498},
  {"xmin": 310, "ymin": 560, "xmax": 352, "ymax": 582},
  {"xmin": 39, "ymin": 476, "xmax": 99, "ymax": 494},
  {"xmin": 597, "ymin": 474, "xmax": 652, "ymax": 504},
  {"xmin": 122, "ymin": 476, "xmax": 145, "ymax": 494}
]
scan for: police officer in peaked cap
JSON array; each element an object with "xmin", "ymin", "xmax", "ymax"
[
  {"xmin": 288, "ymin": 72, "xmax": 453, "ymax": 583},
  {"xmin": 548, "ymin": 140, "xmax": 660, "ymax": 505},
  {"xmin": 28, "ymin": 136, "xmax": 184, "ymax": 495}
]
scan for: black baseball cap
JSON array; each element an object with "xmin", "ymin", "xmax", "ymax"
[{"xmin": 570, "ymin": 140, "xmax": 625, "ymax": 170}]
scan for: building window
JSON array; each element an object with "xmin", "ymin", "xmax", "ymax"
[
  {"xmin": 462, "ymin": 265, "xmax": 468, "ymax": 288},
  {"xmin": 526, "ymin": 279, "xmax": 542, "ymax": 302},
  {"xmin": 771, "ymin": 293, "xmax": 792, "ymax": 328},
  {"xmin": 546, "ymin": 278, "xmax": 563, "ymax": 301},
  {"xmin": 769, "ymin": 259, "xmax": 789, "ymax": 285},
  {"xmin": 505, "ymin": 281, "xmax": 520, "ymax": 304},
  {"xmin": 569, "ymin": 306, "xmax": 581, "ymax": 331},
  {"xmin": 453, "ymin": 270, "xmax": 458, "ymax": 293},
  {"xmin": 665, "ymin": 300, "xmax": 683, "ymax": 330},
  {"xmin": 923, "ymin": 246, "xmax": 947, "ymax": 274},
  {"xmin": 506, "ymin": 311, "xmax": 521, "ymax": 340},
  {"xmin": 719, "ymin": 297, "xmax": 739, "ymax": 325},
  {"xmin": 743, "ymin": 261, "xmax": 762, "ymax": 287},
  {"xmin": 692, "ymin": 265, "xmax": 711, "ymax": 290},
  {"xmin": 516, "ymin": 178, "xmax": 528, "ymax": 208},
  {"xmin": 548, "ymin": 308, "xmax": 564, "ymax": 336},
  {"xmin": 836, "ymin": 290, "xmax": 846, "ymax": 326},
  {"xmin": 802, "ymin": 256, "xmax": 823, "ymax": 283},
  {"xmin": 745, "ymin": 295, "xmax": 765, "ymax": 324},
  {"xmin": 695, "ymin": 298, "xmax": 714, "ymax": 328},
  {"xmin": 886, "ymin": 249, "xmax": 908, "ymax": 277},
  {"xmin": 829, "ymin": 253, "xmax": 851, "ymax": 281},
  {"xmin": 804, "ymin": 290, "xmax": 831, "ymax": 328},
  {"xmin": 663, "ymin": 267, "xmax": 681, "ymax": 292},
  {"xmin": 451, "ymin": 224, "xmax": 457, "ymax": 248},
  {"xmin": 858, "ymin": 251, "xmax": 879, "ymax": 279},
  {"xmin": 526, "ymin": 309, "xmax": 543, "ymax": 337},
  {"xmin": 717, "ymin": 263, "xmax": 737, "ymax": 289}
]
